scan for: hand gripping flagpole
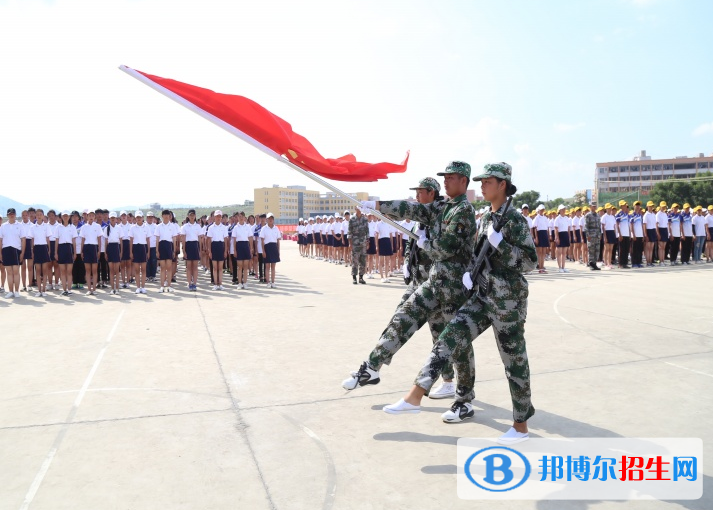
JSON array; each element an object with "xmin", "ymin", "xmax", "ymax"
[{"xmin": 119, "ymin": 65, "xmax": 417, "ymax": 240}]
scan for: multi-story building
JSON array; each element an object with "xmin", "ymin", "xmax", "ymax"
[
  {"xmin": 253, "ymin": 185, "xmax": 372, "ymax": 224},
  {"xmin": 595, "ymin": 150, "xmax": 713, "ymax": 204}
]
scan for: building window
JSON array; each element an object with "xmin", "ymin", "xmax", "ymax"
[
  {"xmin": 629, "ymin": 165, "xmax": 639, "ymax": 172},
  {"xmin": 663, "ymin": 164, "xmax": 673, "ymax": 170},
  {"xmin": 653, "ymin": 165, "xmax": 663, "ymax": 171}
]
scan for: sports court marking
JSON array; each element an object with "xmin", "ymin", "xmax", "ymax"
[{"xmin": 19, "ymin": 309, "xmax": 125, "ymax": 510}]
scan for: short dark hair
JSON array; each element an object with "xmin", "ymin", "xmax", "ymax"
[{"xmin": 162, "ymin": 209, "xmax": 171, "ymax": 216}]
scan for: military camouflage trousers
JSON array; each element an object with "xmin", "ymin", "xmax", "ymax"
[
  {"xmin": 415, "ymin": 294, "xmax": 535, "ymax": 423},
  {"xmin": 351, "ymin": 244, "xmax": 367, "ymax": 277},
  {"xmin": 587, "ymin": 235, "xmax": 601, "ymax": 264},
  {"xmin": 367, "ymin": 277, "xmax": 473, "ymax": 387}
]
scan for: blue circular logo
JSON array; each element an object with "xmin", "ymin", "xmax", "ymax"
[{"xmin": 464, "ymin": 446, "xmax": 531, "ymax": 492}]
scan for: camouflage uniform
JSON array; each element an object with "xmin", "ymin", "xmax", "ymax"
[
  {"xmin": 583, "ymin": 207, "xmax": 602, "ymax": 263},
  {"xmin": 348, "ymin": 214, "xmax": 369, "ymax": 277},
  {"xmin": 366, "ymin": 164, "xmax": 476, "ymax": 385},
  {"xmin": 413, "ymin": 163, "xmax": 538, "ymax": 423}
]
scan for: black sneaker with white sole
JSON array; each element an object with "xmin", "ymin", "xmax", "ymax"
[
  {"xmin": 341, "ymin": 362, "xmax": 380, "ymax": 390},
  {"xmin": 441, "ymin": 401, "xmax": 475, "ymax": 423}
]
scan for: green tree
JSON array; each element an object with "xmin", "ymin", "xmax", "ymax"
[
  {"xmin": 650, "ymin": 172, "xmax": 713, "ymax": 207},
  {"xmin": 512, "ymin": 190, "xmax": 541, "ymax": 209}
]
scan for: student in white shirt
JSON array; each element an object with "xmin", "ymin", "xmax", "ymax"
[
  {"xmin": 117, "ymin": 211, "xmax": 132, "ymax": 288},
  {"xmin": 342, "ymin": 212, "xmax": 352, "ymax": 266},
  {"xmin": 259, "ymin": 213, "xmax": 282, "ymax": 288},
  {"xmin": 0, "ymin": 208, "xmax": 26, "ymax": 298},
  {"xmin": 375, "ymin": 218, "xmax": 394, "ymax": 283},
  {"xmin": 306, "ymin": 217, "xmax": 315, "ymax": 259},
  {"xmin": 19, "ymin": 210, "xmax": 34, "ymax": 291},
  {"xmin": 366, "ymin": 213, "xmax": 378, "ymax": 277},
  {"xmin": 231, "ymin": 212, "xmax": 253, "ymax": 289},
  {"xmin": 144, "ymin": 211, "xmax": 158, "ymax": 282},
  {"xmin": 642, "ymin": 201, "xmax": 657, "ymax": 266},
  {"xmin": 104, "ymin": 212, "xmax": 123, "ymax": 294},
  {"xmin": 692, "ymin": 206, "xmax": 707, "ymax": 263},
  {"xmin": 600, "ymin": 205, "xmax": 617, "ymax": 270},
  {"xmin": 30, "ymin": 209, "xmax": 52, "ymax": 296},
  {"xmin": 553, "ymin": 205, "xmax": 571, "ymax": 272},
  {"xmin": 656, "ymin": 202, "xmax": 670, "ymax": 266},
  {"xmin": 46, "ymin": 210, "xmax": 60, "ymax": 290},
  {"xmin": 80, "ymin": 210, "xmax": 103, "ymax": 295},
  {"xmin": 207, "ymin": 209, "xmax": 229, "ymax": 290},
  {"xmin": 154, "ymin": 210, "xmax": 178, "ymax": 292},
  {"xmin": 55, "ymin": 211, "xmax": 77, "ymax": 295},
  {"xmin": 571, "ymin": 208, "xmax": 583, "ymax": 264},
  {"xmin": 532, "ymin": 205, "xmax": 549, "ymax": 273},
  {"xmin": 181, "ymin": 209, "xmax": 203, "ymax": 291},
  {"xmin": 129, "ymin": 211, "xmax": 149, "ymax": 294}
]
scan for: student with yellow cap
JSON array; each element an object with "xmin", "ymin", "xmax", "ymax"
[
  {"xmin": 669, "ymin": 204, "xmax": 683, "ymax": 265},
  {"xmin": 692, "ymin": 206, "xmax": 706, "ymax": 263},
  {"xmin": 681, "ymin": 204, "xmax": 694, "ymax": 264},
  {"xmin": 615, "ymin": 201, "xmax": 631, "ymax": 268},
  {"xmin": 706, "ymin": 205, "xmax": 713, "ymax": 263},
  {"xmin": 643, "ymin": 201, "xmax": 657, "ymax": 266},
  {"xmin": 656, "ymin": 202, "xmax": 669, "ymax": 266},
  {"xmin": 630, "ymin": 201, "xmax": 645, "ymax": 268}
]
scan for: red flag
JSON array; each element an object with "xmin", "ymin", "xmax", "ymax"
[{"xmin": 128, "ymin": 68, "xmax": 409, "ymax": 182}]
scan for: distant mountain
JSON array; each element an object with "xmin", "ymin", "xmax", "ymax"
[{"xmin": 0, "ymin": 195, "xmax": 50, "ymax": 215}]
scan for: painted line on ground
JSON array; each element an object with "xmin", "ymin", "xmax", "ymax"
[
  {"xmin": 664, "ymin": 362, "xmax": 713, "ymax": 378},
  {"xmin": 19, "ymin": 310, "xmax": 125, "ymax": 510}
]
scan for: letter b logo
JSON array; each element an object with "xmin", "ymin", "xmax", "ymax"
[{"xmin": 483, "ymin": 454, "xmax": 514, "ymax": 485}]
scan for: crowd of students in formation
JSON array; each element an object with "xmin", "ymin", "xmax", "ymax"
[
  {"xmin": 519, "ymin": 200, "xmax": 713, "ymax": 273},
  {"xmin": 0, "ymin": 207, "xmax": 284, "ymax": 299},
  {"xmin": 295, "ymin": 211, "xmax": 413, "ymax": 283}
]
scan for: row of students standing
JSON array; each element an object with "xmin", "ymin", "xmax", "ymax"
[
  {"xmin": 0, "ymin": 207, "xmax": 284, "ymax": 298},
  {"xmin": 297, "ymin": 212, "xmax": 411, "ymax": 283}
]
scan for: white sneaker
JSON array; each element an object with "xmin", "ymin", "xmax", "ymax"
[
  {"xmin": 135, "ymin": 288, "xmax": 142, "ymax": 294},
  {"xmin": 441, "ymin": 402, "xmax": 475, "ymax": 423},
  {"xmin": 241, "ymin": 283, "xmax": 246, "ymax": 289},
  {"xmin": 341, "ymin": 362, "xmax": 380, "ymax": 390},
  {"xmin": 141, "ymin": 288, "xmax": 147, "ymax": 294},
  {"xmin": 212, "ymin": 285, "xmax": 219, "ymax": 291},
  {"xmin": 166, "ymin": 287, "xmax": 174, "ymax": 293},
  {"xmin": 383, "ymin": 398, "xmax": 420, "ymax": 415},
  {"xmin": 4, "ymin": 291, "xmax": 14, "ymax": 299},
  {"xmin": 41, "ymin": 292, "xmax": 48, "ymax": 297},
  {"xmin": 384, "ymin": 278, "xmax": 390, "ymax": 283},
  {"xmin": 14, "ymin": 292, "xmax": 21, "ymax": 298},
  {"xmin": 562, "ymin": 268, "xmax": 570, "ymax": 273},
  {"xmin": 496, "ymin": 427, "xmax": 529, "ymax": 445},
  {"xmin": 381, "ymin": 278, "xmax": 386, "ymax": 283},
  {"xmin": 367, "ymin": 274, "xmax": 373, "ymax": 279},
  {"xmin": 35, "ymin": 292, "xmax": 43, "ymax": 297},
  {"xmin": 429, "ymin": 382, "xmax": 456, "ymax": 399},
  {"xmin": 219, "ymin": 285, "xmax": 226, "ymax": 290}
]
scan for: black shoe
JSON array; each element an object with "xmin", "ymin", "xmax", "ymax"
[
  {"xmin": 441, "ymin": 401, "xmax": 475, "ymax": 423},
  {"xmin": 589, "ymin": 262, "xmax": 601, "ymax": 271},
  {"xmin": 353, "ymin": 275, "xmax": 358, "ymax": 285},
  {"xmin": 359, "ymin": 276, "xmax": 366, "ymax": 284}
]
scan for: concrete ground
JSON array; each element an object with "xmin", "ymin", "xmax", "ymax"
[{"xmin": 1, "ymin": 242, "xmax": 711, "ymax": 510}]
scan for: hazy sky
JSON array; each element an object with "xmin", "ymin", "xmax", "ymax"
[{"xmin": 1, "ymin": 0, "xmax": 712, "ymax": 210}]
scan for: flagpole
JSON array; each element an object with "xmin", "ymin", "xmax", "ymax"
[{"xmin": 119, "ymin": 65, "xmax": 417, "ymax": 240}]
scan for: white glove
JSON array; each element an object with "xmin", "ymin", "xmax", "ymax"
[
  {"xmin": 360, "ymin": 200, "xmax": 376, "ymax": 211},
  {"xmin": 416, "ymin": 233, "xmax": 427, "ymax": 249},
  {"xmin": 487, "ymin": 224, "xmax": 503, "ymax": 248},
  {"xmin": 462, "ymin": 272, "xmax": 473, "ymax": 290},
  {"xmin": 403, "ymin": 262, "xmax": 410, "ymax": 279}
]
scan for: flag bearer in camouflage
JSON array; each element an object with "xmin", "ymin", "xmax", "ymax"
[
  {"xmin": 381, "ymin": 162, "xmax": 538, "ymax": 446},
  {"xmin": 583, "ymin": 203, "xmax": 602, "ymax": 271},
  {"xmin": 341, "ymin": 162, "xmax": 476, "ymax": 396},
  {"xmin": 348, "ymin": 206, "xmax": 369, "ymax": 284}
]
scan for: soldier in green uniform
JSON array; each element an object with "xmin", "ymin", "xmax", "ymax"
[
  {"xmin": 583, "ymin": 203, "xmax": 602, "ymax": 271},
  {"xmin": 341, "ymin": 162, "xmax": 476, "ymax": 395},
  {"xmin": 348, "ymin": 206, "xmax": 369, "ymax": 284},
  {"xmin": 381, "ymin": 163, "xmax": 538, "ymax": 445}
]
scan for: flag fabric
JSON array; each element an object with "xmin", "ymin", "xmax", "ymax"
[{"xmin": 126, "ymin": 67, "xmax": 409, "ymax": 182}]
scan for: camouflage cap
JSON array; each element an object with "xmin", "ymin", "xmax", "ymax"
[
  {"xmin": 409, "ymin": 177, "xmax": 441, "ymax": 193},
  {"xmin": 436, "ymin": 161, "xmax": 471, "ymax": 178},
  {"xmin": 472, "ymin": 162, "xmax": 512, "ymax": 182}
]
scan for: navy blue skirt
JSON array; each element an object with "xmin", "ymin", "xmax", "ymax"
[
  {"xmin": 264, "ymin": 242, "xmax": 280, "ymax": 263},
  {"xmin": 367, "ymin": 237, "xmax": 376, "ymax": 255},
  {"xmin": 83, "ymin": 244, "xmax": 98, "ymax": 264},
  {"xmin": 121, "ymin": 239, "xmax": 131, "ymax": 260},
  {"xmin": 378, "ymin": 237, "xmax": 393, "ymax": 256},
  {"xmin": 211, "ymin": 241, "xmax": 225, "ymax": 262},
  {"xmin": 307, "ymin": 233, "xmax": 314, "ymax": 244},
  {"xmin": 185, "ymin": 240, "xmax": 200, "ymax": 261},
  {"xmin": 658, "ymin": 227, "xmax": 669, "ymax": 242},
  {"xmin": 133, "ymin": 244, "xmax": 147, "ymax": 264},
  {"xmin": 327, "ymin": 234, "xmax": 334, "ymax": 246},
  {"xmin": 646, "ymin": 228, "xmax": 658, "ymax": 242},
  {"xmin": 343, "ymin": 237, "xmax": 350, "ymax": 248},
  {"xmin": 536, "ymin": 230, "xmax": 549, "ymax": 248},
  {"xmin": 58, "ymin": 243, "xmax": 73, "ymax": 265},
  {"xmin": 107, "ymin": 242, "xmax": 121, "ymax": 263},
  {"xmin": 23, "ymin": 239, "xmax": 33, "ymax": 260},
  {"xmin": 605, "ymin": 230, "xmax": 617, "ymax": 244},
  {"xmin": 49, "ymin": 240, "xmax": 57, "ymax": 260},
  {"xmin": 158, "ymin": 240, "xmax": 174, "ymax": 261},
  {"xmin": 2, "ymin": 246, "xmax": 20, "ymax": 266},
  {"xmin": 574, "ymin": 230, "xmax": 582, "ymax": 243},
  {"xmin": 314, "ymin": 233, "xmax": 321, "ymax": 244},
  {"xmin": 333, "ymin": 235, "xmax": 342, "ymax": 247},
  {"xmin": 33, "ymin": 244, "xmax": 50, "ymax": 264},
  {"xmin": 558, "ymin": 232, "xmax": 571, "ymax": 248},
  {"xmin": 236, "ymin": 240, "xmax": 251, "ymax": 260}
]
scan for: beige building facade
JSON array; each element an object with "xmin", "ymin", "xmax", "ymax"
[
  {"xmin": 253, "ymin": 185, "xmax": 371, "ymax": 224},
  {"xmin": 595, "ymin": 150, "xmax": 713, "ymax": 202}
]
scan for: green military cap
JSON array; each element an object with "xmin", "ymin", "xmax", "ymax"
[
  {"xmin": 472, "ymin": 162, "xmax": 512, "ymax": 182},
  {"xmin": 409, "ymin": 177, "xmax": 441, "ymax": 193},
  {"xmin": 437, "ymin": 161, "xmax": 471, "ymax": 178}
]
